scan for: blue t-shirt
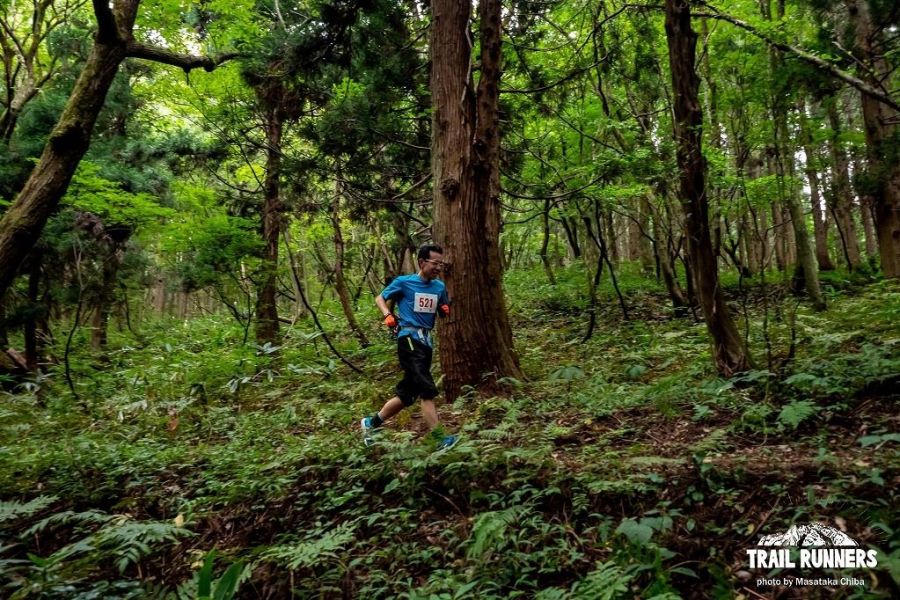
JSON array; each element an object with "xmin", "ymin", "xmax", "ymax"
[{"xmin": 381, "ymin": 274, "xmax": 449, "ymax": 346}]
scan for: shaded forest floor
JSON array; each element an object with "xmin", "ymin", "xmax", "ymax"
[{"xmin": 1, "ymin": 267, "xmax": 899, "ymax": 599}]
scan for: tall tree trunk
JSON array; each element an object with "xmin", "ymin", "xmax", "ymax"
[
  {"xmin": 635, "ymin": 197, "xmax": 655, "ymax": 274},
  {"xmin": 771, "ymin": 200, "xmax": 788, "ymax": 271},
  {"xmin": 648, "ymin": 195, "xmax": 688, "ymax": 307},
  {"xmin": 431, "ymin": 0, "xmax": 523, "ymax": 400},
  {"xmin": 561, "ymin": 215, "xmax": 581, "ymax": 259},
  {"xmin": 846, "ymin": 0, "xmax": 900, "ymax": 277},
  {"xmin": 605, "ymin": 209, "xmax": 620, "ymax": 265},
  {"xmin": 282, "ymin": 227, "xmax": 307, "ymax": 320},
  {"xmin": 331, "ymin": 176, "xmax": 369, "ymax": 347},
  {"xmin": 799, "ymin": 98, "xmax": 835, "ymax": 270},
  {"xmin": 851, "ymin": 156, "xmax": 879, "ymax": 260},
  {"xmin": 766, "ymin": 49, "xmax": 824, "ymax": 308},
  {"xmin": 256, "ymin": 103, "xmax": 282, "ymax": 344},
  {"xmin": 826, "ymin": 97, "xmax": 861, "ymax": 269},
  {"xmin": 665, "ymin": 0, "xmax": 751, "ymax": 375},
  {"xmin": 90, "ymin": 248, "xmax": 121, "ymax": 352}
]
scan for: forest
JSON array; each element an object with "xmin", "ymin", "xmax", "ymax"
[{"xmin": 0, "ymin": 0, "xmax": 898, "ymax": 598}]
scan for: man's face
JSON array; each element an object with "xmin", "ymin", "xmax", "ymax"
[{"xmin": 420, "ymin": 251, "xmax": 444, "ymax": 280}]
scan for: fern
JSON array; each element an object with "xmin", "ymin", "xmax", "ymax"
[
  {"xmin": 24, "ymin": 509, "xmax": 112, "ymax": 537},
  {"xmin": 0, "ymin": 495, "xmax": 57, "ymax": 523},
  {"xmin": 466, "ymin": 506, "xmax": 526, "ymax": 560},
  {"xmin": 93, "ymin": 518, "xmax": 193, "ymax": 572},
  {"xmin": 260, "ymin": 521, "xmax": 357, "ymax": 570},
  {"xmin": 26, "ymin": 513, "xmax": 191, "ymax": 574},
  {"xmin": 777, "ymin": 400, "xmax": 819, "ymax": 429},
  {"xmin": 569, "ymin": 561, "xmax": 631, "ymax": 600}
]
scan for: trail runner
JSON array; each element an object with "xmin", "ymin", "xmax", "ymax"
[{"xmin": 360, "ymin": 244, "xmax": 457, "ymax": 449}]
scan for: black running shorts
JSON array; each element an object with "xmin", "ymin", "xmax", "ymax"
[{"xmin": 395, "ymin": 335, "xmax": 438, "ymax": 406}]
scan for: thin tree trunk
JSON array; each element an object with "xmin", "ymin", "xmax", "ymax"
[
  {"xmin": 90, "ymin": 251, "xmax": 119, "ymax": 352},
  {"xmin": 799, "ymin": 98, "xmax": 835, "ymax": 271},
  {"xmin": 857, "ymin": 176, "xmax": 878, "ymax": 259},
  {"xmin": 24, "ymin": 251, "xmax": 40, "ymax": 369},
  {"xmin": 826, "ymin": 97, "xmax": 862, "ymax": 269},
  {"xmin": 560, "ymin": 215, "xmax": 581, "ymax": 259},
  {"xmin": 431, "ymin": 0, "xmax": 523, "ymax": 400},
  {"xmin": 282, "ymin": 227, "xmax": 306, "ymax": 320},
  {"xmin": 665, "ymin": 0, "xmax": 751, "ymax": 375},
  {"xmin": 331, "ymin": 176, "xmax": 369, "ymax": 347},
  {"xmin": 540, "ymin": 198, "xmax": 556, "ymax": 284},
  {"xmin": 649, "ymin": 196, "xmax": 688, "ymax": 307},
  {"xmin": 636, "ymin": 197, "xmax": 655, "ymax": 274}
]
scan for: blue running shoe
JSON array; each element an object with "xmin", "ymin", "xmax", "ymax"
[
  {"xmin": 437, "ymin": 434, "xmax": 458, "ymax": 451},
  {"xmin": 360, "ymin": 417, "xmax": 376, "ymax": 447}
]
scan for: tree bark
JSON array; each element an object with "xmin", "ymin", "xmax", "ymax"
[
  {"xmin": 826, "ymin": 97, "xmax": 862, "ymax": 269},
  {"xmin": 560, "ymin": 215, "xmax": 581, "ymax": 259},
  {"xmin": 665, "ymin": 0, "xmax": 751, "ymax": 375},
  {"xmin": 90, "ymin": 247, "xmax": 121, "ymax": 352},
  {"xmin": 431, "ymin": 0, "xmax": 523, "ymax": 400},
  {"xmin": 846, "ymin": 0, "xmax": 900, "ymax": 277},
  {"xmin": 255, "ymin": 102, "xmax": 282, "ymax": 345}
]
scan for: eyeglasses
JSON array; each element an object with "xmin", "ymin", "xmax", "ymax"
[{"xmin": 423, "ymin": 259, "xmax": 446, "ymax": 268}]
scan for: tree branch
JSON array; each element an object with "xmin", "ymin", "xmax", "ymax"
[
  {"xmin": 125, "ymin": 42, "xmax": 239, "ymax": 71},
  {"xmin": 693, "ymin": 4, "xmax": 900, "ymax": 112},
  {"xmin": 91, "ymin": 0, "xmax": 118, "ymax": 43}
]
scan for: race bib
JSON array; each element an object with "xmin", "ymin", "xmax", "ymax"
[{"xmin": 413, "ymin": 293, "xmax": 438, "ymax": 313}]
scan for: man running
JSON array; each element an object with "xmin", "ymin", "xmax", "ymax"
[{"xmin": 360, "ymin": 244, "xmax": 457, "ymax": 449}]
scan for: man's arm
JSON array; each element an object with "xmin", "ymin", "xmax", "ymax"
[
  {"xmin": 375, "ymin": 294, "xmax": 392, "ymax": 317},
  {"xmin": 376, "ymin": 294, "xmax": 398, "ymax": 328}
]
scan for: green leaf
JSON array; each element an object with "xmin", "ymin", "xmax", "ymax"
[
  {"xmin": 198, "ymin": 550, "xmax": 216, "ymax": 598},
  {"xmin": 859, "ymin": 433, "xmax": 900, "ymax": 447},
  {"xmin": 615, "ymin": 518, "xmax": 653, "ymax": 545},
  {"xmin": 213, "ymin": 561, "xmax": 244, "ymax": 600},
  {"xmin": 550, "ymin": 365, "xmax": 585, "ymax": 382}
]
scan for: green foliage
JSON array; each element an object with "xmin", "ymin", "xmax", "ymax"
[
  {"xmin": 196, "ymin": 551, "xmax": 245, "ymax": 600},
  {"xmin": 0, "ymin": 496, "xmax": 57, "ymax": 523},
  {"xmin": 1, "ymin": 279, "xmax": 897, "ymax": 597},
  {"xmin": 259, "ymin": 521, "xmax": 358, "ymax": 571},
  {"xmin": 164, "ymin": 214, "xmax": 263, "ymax": 292},
  {"xmin": 777, "ymin": 400, "xmax": 819, "ymax": 429},
  {"xmin": 569, "ymin": 561, "xmax": 632, "ymax": 599},
  {"xmin": 2, "ymin": 508, "xmax": 191, "ymax": 597}
]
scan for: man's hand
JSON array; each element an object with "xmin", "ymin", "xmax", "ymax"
[
  {"xmin": 383, "ymin": 314, "xmax": 398, "ymax": 328},
  {"xmin": 439, "ymin": 304, "xmax": 450, "ymax": 317}
]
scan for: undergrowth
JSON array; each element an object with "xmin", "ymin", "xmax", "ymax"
[{"xmin": 1, "ymin": 270, "xmax": 898, "ymax": 598}]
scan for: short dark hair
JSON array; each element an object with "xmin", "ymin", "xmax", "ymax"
[{"xmin": 417, "ymin": 244, "xmax": 443, "ymax": 262}]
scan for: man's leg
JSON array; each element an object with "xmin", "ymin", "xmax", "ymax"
[
  {"xmin": 374, "ymin": 396, "xmax": 405, "ymax": 425},
  {"xmin": 420, "ymin": 399, "xmax": 438, "ymax": 430}
]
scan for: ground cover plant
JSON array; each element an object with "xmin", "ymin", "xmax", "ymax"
[
  {"xmin": 1, "ymin": 0, "xmax": 899, "ymax": 598},
  {"xmin": 1, "ymin": 271, "xmax": 897, "ymax": 599}
]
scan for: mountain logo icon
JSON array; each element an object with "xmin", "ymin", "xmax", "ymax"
[{"xmin": 758, "ymin": 523, "xmax": 858, "ymax": 547}]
